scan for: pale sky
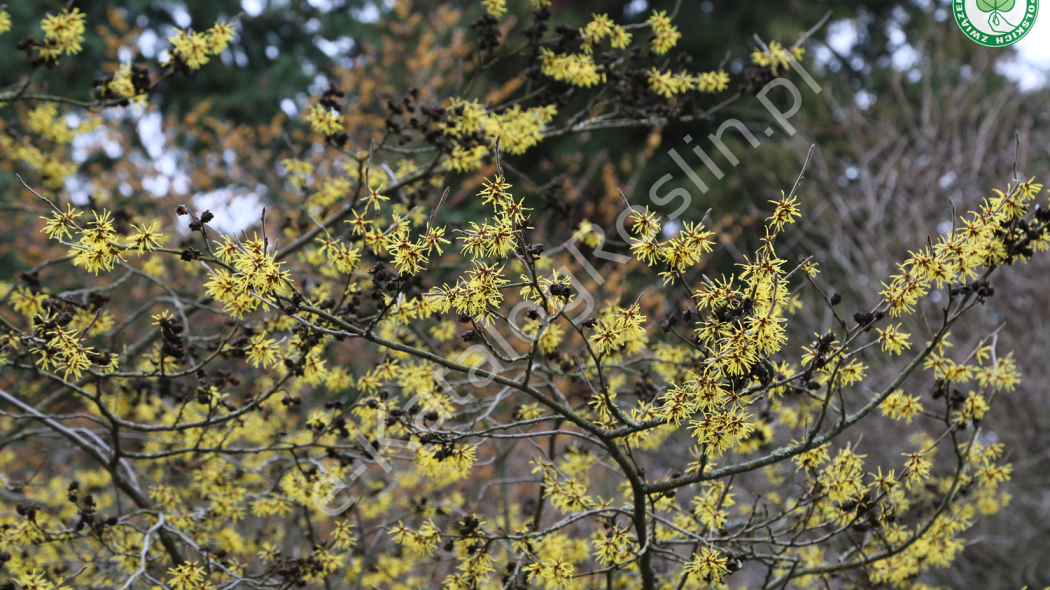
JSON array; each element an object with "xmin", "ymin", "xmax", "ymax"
[{"xmin": 1002, "ymin": 14, "xmax": 1050, "ymax": 89}]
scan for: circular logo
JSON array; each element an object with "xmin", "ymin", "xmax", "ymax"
[{"xmin": 954, "ymin": 0, "xmax": 1039, "ymax": 46}]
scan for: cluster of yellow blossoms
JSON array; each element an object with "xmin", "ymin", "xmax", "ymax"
[
  {"xmin": 39, "ymin": 204, "xmax": 165, "ymax": 276},
  {"xmin": 39, "ymin": 8, "xmax": 87, "ymax": 60},
  {"xmin": 440, "ymin": 99, "xmax": 559, "ymax": 172},
  {"xmin": 883, "ymin": 178, "xmax": 1046, "ymax": 317},
  {"xmin": 2, "ymin": 103, "xmax": 101, "ymax": 188},
  {"xmin": 751, "ymin": 39, "xmax": 807, "ymax": 75},
  {"xmin": 167, "ymin": 20, "xmax": 236, "ymax": 69}
]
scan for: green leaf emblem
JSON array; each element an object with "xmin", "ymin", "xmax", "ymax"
[{"xmin": 976, "ymin": 0, "xmax": 1016, "ymax": 12}]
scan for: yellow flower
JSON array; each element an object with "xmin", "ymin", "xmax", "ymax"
[
  {"xmin": 580, "ymin": 13, "xmax": 615, "ymax": 52},
  {"xmin": 685, "ymin": 547, "xmax": 729, "ymax": 584},
  {"xmin": 215, "ymin": 235, "xmax": 240, "ymax": 263},
  {"xmin": 630, "ymin": 207, "xmax": 662, "ymax": 238},
  {"xmin": 16, "ymin": 571, "xmax": 62, "ymax": 590},
  {"xmin": 609, "ymin": 25, "xmax": 631, "ymax": 49},
  {"xmin": 751, "ymin": 40, "xmax": 803, "ymax": 75},
  {"xmin": 537, "ymin": 49, "xmax": 603, "ymax": 88},
  {"xmin": 696, "ymin": 70, "xmax": 730, "ymax": 93},
  {"xmin": 902, "ymin": 451, "xmax": 932, "ymax": 488},
  {"xmin": 362, "ymin": 187, "xmax": 389, "ymax": 211},
  {"xmin": 305, "ymin": 104, "xmax": 344, "ymax": 136},
  {"xmin": 976, "ymin": 353, "xmax": 1021, "ymax": 392},
  {"xmin": 767, "ymin": 191, "xmax": 801, "ymax": 231},
  {"xmin": 419, "ymin": 224, "xmax": 451, "ymax": 255},
  {"xmin": 881, "ymin": 390, "xmax": 924, "ymax": 423},
  {"xmin": 957, "ymin": 391, "xmax": 990, "ymax": 422},
  {"xmin": 647, "ymin": 68, "xmax": 680, "ymax": 98},
  {"xmin": 72, "ymin": 243, "xmax": 123, "ymax": 275},
  {"xmin": 390, "ymin": 232, "xmax": 428, "ymax": 275},
  {"xmin": 246, "ymin": 334, "xmax": 279, "ymax": 368},
  {"xmin": 167, "ymin": 561, "xmax": 206, "ymax": 590},
  {"xmin": 482, "ymin": 0, "xmax": 507, "ymax": 18},
  {"xmin": 206, "ymin": 20, "xmax": 236, "ymax": 54},
  {"xmin": 647, "ymin": 10, "xmax": 681, "ymax": 55},
  {"xmin": 41, "ymin": 8, "xmax": 86, "ymax": 56},
  {"xmin": 11, "ymin": 286, "xmax": 47, "ymax": 318},
  {"xmin": 589, "ymin": 323, "xmax": 623, "ymax": 355},
  {"xmin": 282, "ymin": 158, "xmax": 314, "ymax": 188},
  {"xmin": 257, "ymin": 543, "xmax": 280, "ymax": 563},
  {"xmin": 390, "ymin": 519, "xmax": 442, "ymax": 556},
  {"xmin": 81, "ymin": 209, "xmax": 116, "ymax": 246},
  {"xmin": 876, "ymin": 324, "xmax": 911, "ymax": 355},
  {"xmin": 40, "ymin": 203, "xmax": 82, "ymax": 240},
  {"xmin": 169, "ymin": 29, "xmax": 210, "ymax": 69},
  {"xmin": 126, "ymin": 222, "xmax": 165, "ymax": 253}
]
